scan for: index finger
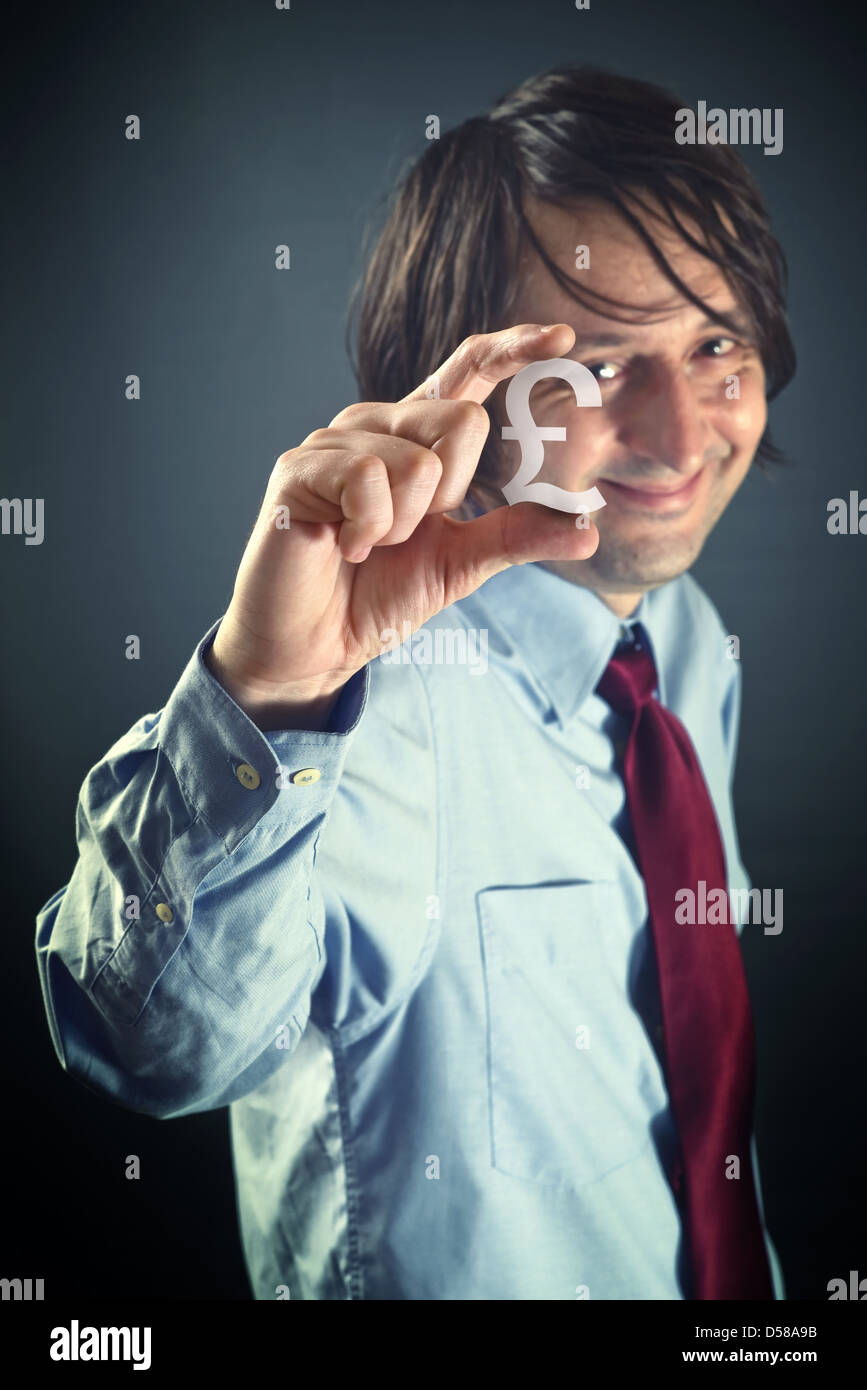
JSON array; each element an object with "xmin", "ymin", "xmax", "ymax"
[{"xmin": 401, "ymin": 323, "xmax": 577, "ymax": 406}]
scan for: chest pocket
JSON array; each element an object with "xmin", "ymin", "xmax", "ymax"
[{"xmin": 477, "ymin": 880, "xmax": 654, "ymax": 1191}]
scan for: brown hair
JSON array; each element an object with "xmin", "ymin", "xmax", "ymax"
[{"xmin": 347, "ymin": 65, "xmax": 796, "ymax": 514}]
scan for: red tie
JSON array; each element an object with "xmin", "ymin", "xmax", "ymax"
[{"xmin": 597, "ymin": 642, "xmax": 774, "ymax": 1300}]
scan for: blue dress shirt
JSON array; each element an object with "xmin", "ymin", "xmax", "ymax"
[{"xmin": 35, "ymin": 560, "xmax": 784, "ymax": 1300}]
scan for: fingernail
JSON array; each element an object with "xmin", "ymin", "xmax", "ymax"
[{"xmin": 538, "ymin": 324, "xmax": 558, "ymax": 333}]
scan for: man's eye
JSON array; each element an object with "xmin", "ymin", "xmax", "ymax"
[
  {"xmin": 698, "ymin": 336, "xmax": 737, "ymax": 358},
  {"xmin": 586, "ymin": 361, "xmax": 620, "ymax": 381}
]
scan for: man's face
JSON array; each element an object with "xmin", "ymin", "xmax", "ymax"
[{"xmin": 491, "ymin": 196, "xmax": 768, "ymax": 609}]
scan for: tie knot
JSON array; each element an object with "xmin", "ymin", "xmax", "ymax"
[{"xmin": 596, "ymin": 645, "xmax": 658, "ymax": 715}]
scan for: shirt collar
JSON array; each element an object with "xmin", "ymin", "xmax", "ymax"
[{"xmin": 458, "ymin": 561, "xmax": 666, "ymax": 727}]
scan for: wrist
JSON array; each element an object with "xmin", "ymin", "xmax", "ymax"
[{"xmin": 204, "ymin": 642, "xmax": 347, "ymax": 732}]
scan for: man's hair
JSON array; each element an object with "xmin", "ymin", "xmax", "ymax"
[{"xmin": 347, "ymin": 64, "xmax": 796, "ymax": 514}]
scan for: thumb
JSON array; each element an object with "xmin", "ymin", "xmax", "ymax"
[{"xmin": 436, "ymin": 501, "xmax": 601, "ymax": 608}]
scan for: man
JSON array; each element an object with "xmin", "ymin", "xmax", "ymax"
[{"xmin": 35, "ymin": 65, "xmax": 794, "ymax": 1299}]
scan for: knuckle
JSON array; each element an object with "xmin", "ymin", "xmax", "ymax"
[
  {"xmin": 451, "ymin": 399, "xmax": 491, "ymax": 434},
  {"xmin": 352, "ymin": 453, "xmax": 387, "ymax": 484},
  {"xmin": 459, "ymin": 332, "xmax": 484, "ymax": 362},
  {"xmin": 270, "ymin": 448, "xmax": 299, "ymax": 487},
  {"xmin": 503, "ymin": 333, "xmax": 528, "ymax": 366},
  {"xmin": 329, "ymin": 401, "xmax": 368, "ymax": 429},
  {"xmin": 404, "ymin": 447, "xmax": 443, "ymax": 484},
  {"xmin": 302, "ymin": 426, "xmax": 336, "ymax": 448}
]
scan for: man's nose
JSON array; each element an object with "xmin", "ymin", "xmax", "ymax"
[{"xmin": 615, "ymin": 366, "xmax": 709, "ymax": 476}]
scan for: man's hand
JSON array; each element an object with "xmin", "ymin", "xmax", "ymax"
[{"xmin": 206, "ymin": 322, "xmax": 599, "ymax": 729}]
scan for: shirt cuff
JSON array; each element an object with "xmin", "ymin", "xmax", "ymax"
[{"xmin": 158, "ymin": 616, "xmax": 370, "ymax": 853}]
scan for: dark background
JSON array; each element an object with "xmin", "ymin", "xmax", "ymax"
[{"xmin": 2, "ymin": 0, "xmax": 864, "ymax": 1299}]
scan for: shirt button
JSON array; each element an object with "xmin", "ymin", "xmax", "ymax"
[
  {"xmin": 291, "ymin": 768, "xmax": 321, "ymax": 786},
  {"xmin": 236, "ymin": 763, "xmax": 261, "ymax": 790},
  {"xmin": 155, "ymin": 902, "xmax": 174, "ymax": 923}
]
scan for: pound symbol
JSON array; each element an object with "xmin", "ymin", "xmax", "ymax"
[{"xmin": 500, "ymin": 358, "xmax": 607, "ymax": 515}]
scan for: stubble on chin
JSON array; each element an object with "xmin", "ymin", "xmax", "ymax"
[
  {"xmin": 540, "ymin": 517, "xmax": 710, "ymax": 596},
  {"xmin": 579, "ymin": 470, "xmax": 740, "ymax": 592}
]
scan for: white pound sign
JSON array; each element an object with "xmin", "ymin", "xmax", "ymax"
[{"xmin": 500, "ymin": 358, "xmax": 607, "ymax": 515}]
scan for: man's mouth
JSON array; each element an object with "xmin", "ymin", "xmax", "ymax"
[{"xmin": 599, "ymin": 468, "xmax": 705, "ymax": 512}]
